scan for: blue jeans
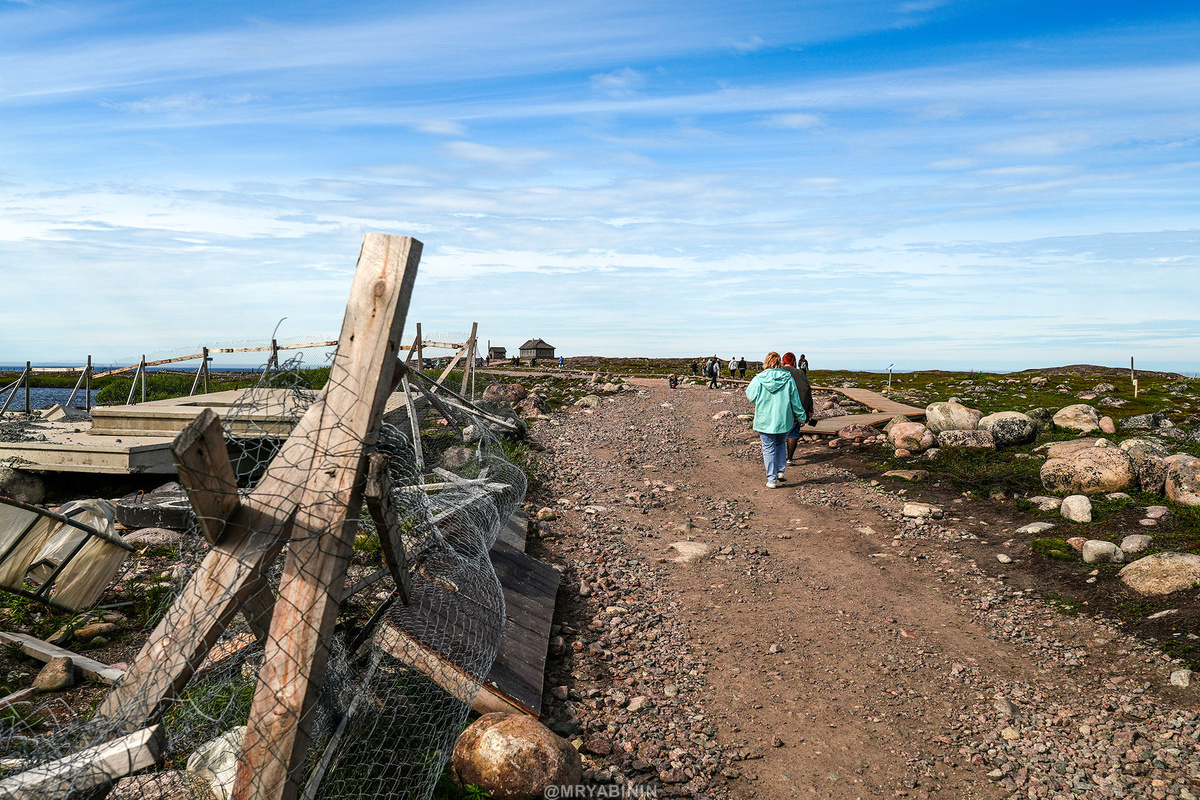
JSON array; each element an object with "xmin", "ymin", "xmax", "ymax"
[{"xmin": 759, "ymin": 432, "xmax": 788, "ymax": 478}]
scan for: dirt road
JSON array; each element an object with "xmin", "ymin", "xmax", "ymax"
[{"xmin": 527, "ymin": 381, "xmax": 1200, "ymax": 799}]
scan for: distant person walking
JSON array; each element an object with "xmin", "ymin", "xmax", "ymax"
[
  {"xmin": 706, "ymin": 356, "xmax": 719, "ymax": 389},
  {"xmin": 728, "ymin": 358, "xmax": 737, "ymax": 378},
  {"xmin": 738, "ymin": 357, "xmax": 747, "ymax": 379},
  {"xmin": 781, "ymin": 352, "xmax": 817, "ymax": 464},
  {"xmin": 558, "ymin": 356, "xmax": 564, "ymax": 369},
  {"xmin": 690, "ymin": 360, "xmax": 698, "ymax": 377},
  {"xmin": 798, "ymin": 353, "xmax": 809, "ymax": 374},
  {"xmin": 745, "ymin": 352, "xmax": 805, "ymax": 489}
]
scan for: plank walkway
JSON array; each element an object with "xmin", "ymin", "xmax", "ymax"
[{"xmin": 808, "ymin": 386, "xmax": 924, "ymax": 435}]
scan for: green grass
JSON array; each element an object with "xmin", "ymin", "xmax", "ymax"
[{"xmin": 1032, "ymin": 537, "xmax": 1076, "ymax": 561}]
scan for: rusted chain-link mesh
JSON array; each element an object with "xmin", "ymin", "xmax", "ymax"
[{"xmin": 0, "ymin": 354, "xmax": 525, "ymax": 800}]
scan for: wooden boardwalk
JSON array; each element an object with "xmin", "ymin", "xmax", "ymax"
[{"xmin": 807, "ymin": 386, "xmax": 925, "ymax": 436}]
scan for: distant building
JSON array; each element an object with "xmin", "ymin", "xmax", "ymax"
[
  {"xmin": 519, "ymin": 338, "xmax": 555, "ymax": 361},
  {"xmin": 488, "ymin": 346, "xmax": 506, "ymax": 361}
]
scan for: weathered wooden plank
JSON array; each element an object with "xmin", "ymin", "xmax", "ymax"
[
  {"xmin": 233, "ymin": 234, "xmax": 421, "ymax": 800},
  {"xmin": 0, "ymin": 631, "xmax": 125, "ymax": 685},
  {"xmin": 364, "ymin": 452, "xmax": 411, "ymax": 604},
  {"xmin": 171, "ymin": 408, "xmax": 241, "ymax": 545},
  {"xmin": 0, "ymin": 724, "xmax": 163, "ymax": 800}
]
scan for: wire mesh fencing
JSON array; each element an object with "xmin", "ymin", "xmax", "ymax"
[{"xmin": 0, "ymin": 340, "xmax": 526, "ymax": 799}]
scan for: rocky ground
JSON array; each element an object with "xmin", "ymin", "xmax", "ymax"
[{"xmin": 522, "ymin": 380, "xmax": 1200, "ymax": 800}]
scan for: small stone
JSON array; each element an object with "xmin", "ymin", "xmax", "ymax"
[
  {"xmin": 663, "ymin": 683, "xmax": 679, "ymax": 697},
  {"xmin": 1016, "ymin": 521, "xmax": 1056, "ymax": 534},
  {"xmin": 1060, "ymin": 495, "xmax": 1092, "ymax": 523},
  {"xmin": 997, "ymin": 554, "xmax": 1012, "ymax": 564},
  {"xmin": 1066, "ymin": 536, "xmax": 1088, "ymax": 551},
  {"xmin": 668, "ymin": 541, "xmax": 713, "ymax": 563},
  {"xmin": 1170, "ymin": 669, "xmax": 1193, "ymax": 688},
  {"xmin": 550, "ymin": 685, "xmax": 569, "ymax": 700},
  {"xmin": 31, "ymin": 656, "xmax": 74, "ymax": 693},
  {"xmin": 627, "ymin": 695, "xmax": 651, "ymax": 712},
  {"xmin": 902, "ymin": 503, "xmax": 943, "ymax": 519},
  {"xmin": 536, "ymin": 508, "xmax": 557, "ymax": 522},
  {"xmin": 993, "ymin": 697, "xmax": 1015, "ymax": 717},
  {"xmin": 1028, "ymin": 496, "xmax": 1063, "ymax": 512},
  {"xmin": 1000, "ymin": 726, "xmax": 1021, "ymax": 741},
  {"xmin": 1099, "ymin": 415, "xmax": 1116, "ymax": 434},
  {"xmin": 1081, "ymin": 540, "xmax": 1124, "ymax": 564},
  {"xmin": 771, "ymin": 736, "xmax": 784, "ymax": 748},
  {"xmin": 1139, "ymin": 518, "xmax": 1158, "ymax": 527},
  {"xmin": 1120, "ymin": 534, "xmax": 1153, "ymax": 555},
  {"xmin": 75, "ymin": 622, "xmax": 119, "ymax": 641}
]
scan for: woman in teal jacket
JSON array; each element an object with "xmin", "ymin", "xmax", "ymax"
[{"xmin": 745, "ymin": 351, "xmax": 805, "ymax": 488}]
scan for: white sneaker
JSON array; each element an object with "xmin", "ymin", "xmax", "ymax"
[
  {"xmin": 766, "ymin": 479, "xmax": 777, "ymax": 489},
  {"xmin": 776, "ymin": 471, "xmax": 786, "ymax": 482}
]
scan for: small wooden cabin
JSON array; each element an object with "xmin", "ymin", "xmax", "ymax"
[
  {"xmin": 518, "ymin": 339, "xmax": 555, "ymax": 361},
  {"xmin": 488, "ymin": 346, "xmax": 506, "ymax": 361}
]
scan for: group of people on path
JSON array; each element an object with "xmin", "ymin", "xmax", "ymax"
[
  {"xmin": 693, "ymin": 355, "xmax": 748, "ymax": 387},
  {"xmin": 744, "ymin": 352, "xmax": 816, "ymax": 488}
]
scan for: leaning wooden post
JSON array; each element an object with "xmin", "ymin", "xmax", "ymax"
[
  {"xmin": 24, "ymin": 361, "xmax": 30, "ymax": 414},
  {"xmin": 416, "ymin": 322, "xmax": 424, "ymax": 371},
  {"xmin": 85, "ymin": 355, "xmax": 92, "ymax": 411},
  {"xmin": 461, "ymin": 322, "xmax": 477, "ymax": 396},
  {"xmin": 233, "ymin": 234, "xmax": 421, "ymax": 800}
]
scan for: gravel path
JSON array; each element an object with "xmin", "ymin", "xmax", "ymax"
[{"xmin": 524, "ymin": 382, "xmax": 1199, "ymax": 799}]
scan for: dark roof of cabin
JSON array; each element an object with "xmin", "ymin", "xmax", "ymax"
[{"xmin": 519, "ymin": 338, "xmax": 554, "ymax": 349}]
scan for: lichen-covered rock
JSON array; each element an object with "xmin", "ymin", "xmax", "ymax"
[
  {"xmin": 0, "ymin": 467, "xmax": 45, "ymax": 505},
  {"xmin": 837, "ymin": 422, "xmax": 879, "ymax": 441},
  {"xmin": 1081, "ymin": 539, "xmax": 1123, "ymax": 564},
  {"xmin": 453, "ymin": 713, "xmax": 582, "ymax": 800},
  {"xmin": 573, "ymin": 395, "xmax": 602, "ymax": 409},
  {"xmin": 1119, "ymin": 552, "xmax": 1200, "ymax": 596},
  {"xmin": 925, "ymin": 402, "xmax": 982, "ymax": 434},
  {"xmin": 1163, "ymin": 453, "xmax": 1200, "ymax": 507},
  {"xmin": 515, "ymin": 393, "xmax": 550, "ymax": 418},
  {"xmin": 1041, "ymin": 438, "xmax": 1110, "ymax": 459},
  {"xmin": 1052, "ymin": 404, "xmax": 1101, "ymax": 433},
  {"xmin": 1120, "ymin": 437, "xmax": 1170, "ymax": 494},
  {"xmin": 482, "ymin": 383, "xmax": 528, "ymax": 405},
  {"xmin": 32, "ymin": 656, "xmax": 74, "ymax": 693},
  {"xmin": 883, "ymin": 415, "xmax": 911, "ymax": 433},
  {"xmin": 936, "ymin": 429, "xmax": 995, "ymax": 449},
  {"xmin": 1120, "ymin": 534, "xmax": 1153, "ymax": 555},
  {"xmin": 978, "ymin": 411, "xmax": 1038, "ymax": 447},
  {"xmin": 1041, "ymin": 446, "xmax": 1135, "ymax": 495},
  {"xmin": 888, "ymin": 422, "xmax": 935, "ymax": 453},
  {"xmin": 1024, "ymin": 407, "xmax": 1056, "ymax": 432},
  {"xmin": 187, "ymin": 726, "xmax": 246, "ymax": 800},
  {"xmin": 1121, "ymin": 411, "xmax": 1173, "ymax": 430}
]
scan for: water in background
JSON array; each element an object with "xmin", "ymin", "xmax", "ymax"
[{"xmin": 0, "ymin": 387, "xmax": 100, "ymax": 411}]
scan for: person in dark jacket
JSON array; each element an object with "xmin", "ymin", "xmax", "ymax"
[
  {"xmin": 782, "ymin": 352, "xmax": 816, "ymax": 464},
  {"xmin": 798, "ymin": 353, "xmax": 809, "ymax": 374},
  {"xmin": 738, "ymin": 357, "xmax": 747, "ymax": 379},
  {"xmin": 706, "ymin": 356, "xmax": 719, "ymax": 389}
]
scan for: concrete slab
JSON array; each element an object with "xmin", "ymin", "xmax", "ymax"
[{"xmin": 90, "ymin": 389, "xmax": 307, "ymax": 438}]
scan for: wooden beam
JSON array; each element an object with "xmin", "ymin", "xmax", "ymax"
[
  {"xmin": 460, "ymin": 322, "xmax": 477, "ymax": 396},
  {"xmin": 95, "ymin": 501, "xmax": 295, "ymax": 726},
  {"xmin": 0, "ymin": 725, "xmax": 163, "ymax": 800},
  {"xmin": 233, "ymin": 234, "xmax": 421, "ymax": 800},
  {"xmin": 363, "ymin": 452, "xmax": 411, "ymax": 604},
  {"xmin": 172, "ymin": 408, "xmax": 241, "ymax": 545},
  {"xmin": 415, "ymin": 323, "xmax": 425, "ymax": 368},
  {"xmin": 0, "ymin": 632, "xmax": 125, "ymax": 685}
]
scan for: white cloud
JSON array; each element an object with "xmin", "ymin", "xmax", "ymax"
[
  {"xmin": 589, "ymin": 67, "xmax": 645, "ymax": 99},
  {"xmin": 440, "ymin": 141, "xmax": 554, "ymax": 164},
  {"xmin": 730, "ymin": 35, "xmax": 765, "ymax": 54},
  {"xmin": 764, "ymin": 112, "xmax": 822, "ymax": 129},
  {"xmin": 411, "ymin": 119, "xmax": 467, "ymax": 136}
]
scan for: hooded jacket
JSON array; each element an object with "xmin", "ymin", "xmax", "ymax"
[{"xmin": 744, "ymin": 368, "xmax": 805, "ymax": 434}]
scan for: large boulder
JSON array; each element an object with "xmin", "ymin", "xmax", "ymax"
[
  {"xmin": 888, "ymin": 422, "xmax": 935, "ymax": 453},
  {"xmin": 1120, "ymin": 438, "xmax": 1171, "ymax": 494},
  {"xmin": 1041, "ymin": 438, "xmax": 1111, "ymax": 459},
  {"xmin": 515, "ymin": 393, "xmax": 551, "ymax": 418},
  {"xmin": 1053, "ymin": 404, "xmax": 1101, "ymax": 433},
  {"xmin": 1040, "ymin": 446, "xmax": 1135, "ymax": 495},
  {"xmin": 837, "ymin": 423, "xmax": 878, "ymax": 441},
  {"xmin": 1119, "ymin": 552, "xmax": 1200, "ymax": 596},
  {"xmin": 1164, "ymin": 454, "xmax": 1200, "ymax": 507},
  {"xmin": 1121, "ymin": 411, "xmax": 1173, "ymax": 430},
  {"xmin": 936, "ymin": 429, "xmax": 995, "ymax": 449},
  {"xmin": 0, "ymin": 467, "xmax": 45, "ymax": 504},
  {"xmin": 1024, "ymin": 407, "xmax": 1056, "ymax": 432},
  {"xmin": 482, "ymin": 383, "xmax": 528, "ymax": 406},
  {"xmin": 978, "ymin": 411, "xmax": 1038, "ymax": 447},
  {"xmin": 925, "ymin": 402, "xmax": 982, "ymax": 434},
  {"xmin": 453, "ymin": 713, "xmax": 582, "ymax": 800},
  {"xmin": 883, "ymin": 415, "xmax": 911, "ymax": 434}
]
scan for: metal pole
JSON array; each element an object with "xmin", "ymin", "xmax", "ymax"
[
  {"xmin": 126, "ymin": 361, "xmax": 140, "ymax": 405},
  {"xmin": 203, "ymin": 347, "xmax": 209, "ymax": 393},
  {"xmin": 140, "ymin": 356, "xmax": 147, "ymax": 403},
  {"xmin": 24, "ymin": 361, "xmax": 30, "ymax": 413},
  {"xmin": 270, "ymin": 338, "xmax": 279, "ymax": 372},
  {"xmin": 86, "ymin": 356, "xmax": 92, "ymax": 411}
]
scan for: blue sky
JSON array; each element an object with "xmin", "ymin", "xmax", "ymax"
[{"xmin": 2, "ymin": 0, "xmax": 1198, "ymax": 372}]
